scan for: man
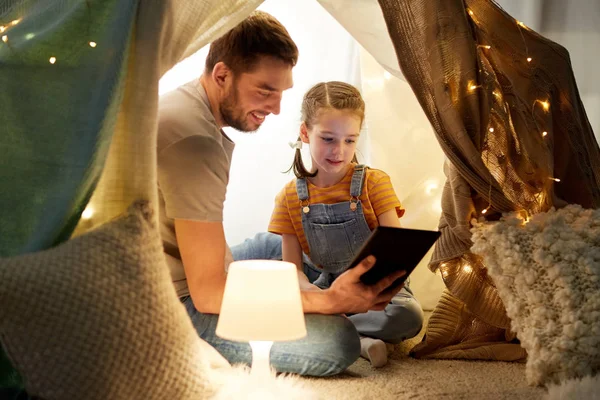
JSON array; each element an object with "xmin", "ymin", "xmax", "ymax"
[{"xmin": 157, "ymin": 11, "xmax": 406, "ymax": 376}]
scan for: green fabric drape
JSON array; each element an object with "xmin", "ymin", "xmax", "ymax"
[
  {"xmin": 0, "ymin": 0, "xmax": 137, "ymax": 256},
  {"xmin": 0, "ymin": 0, "xmax": 138, "ymax": 391}
]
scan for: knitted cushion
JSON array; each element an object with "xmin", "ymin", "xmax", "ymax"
[
  {"xmin": 472, "ymin": 205, "xmax": 600, "ymax": 385},
  {"xmin": 0, "ymin": 201, "xmax": 229, "ymax": 400}
]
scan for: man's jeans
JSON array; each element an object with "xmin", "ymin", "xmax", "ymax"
[
  {"xmin": 183, "ymin": 232, "xmax": 422, "ymax": 376},
  {"xmin": 183, "ymin": 297, "xmax": 360, "ymax": 376},
  {"xmin": 183, "ymin": 233, "xmax": 360, "ymax": 376}
]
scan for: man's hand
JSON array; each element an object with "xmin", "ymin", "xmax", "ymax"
[
  {"xmin": 325, "ymin": 256, "xmax": 405, "ymax": 314},
  {"xmin": 302, "ymin": 282, "xmax": 323, "ymax": 292}
]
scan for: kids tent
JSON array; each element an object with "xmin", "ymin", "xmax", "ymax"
[{"xmin": 1, "ymin": 0, "xmax": 599, "ymax": 397}]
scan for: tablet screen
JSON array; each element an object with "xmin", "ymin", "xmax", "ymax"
[{"xmin": 348, "ymin": 226, "xmax": 441, "ymax": 286}]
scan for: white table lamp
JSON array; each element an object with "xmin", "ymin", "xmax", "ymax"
[{"xmin": 216, "ymin": 260, "xmax": 307, "ymax": 376}]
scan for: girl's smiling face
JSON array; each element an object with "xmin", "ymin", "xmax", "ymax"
[{"xmin": 301, "ymin": 108, "xmax": 361, "ymax": 182}]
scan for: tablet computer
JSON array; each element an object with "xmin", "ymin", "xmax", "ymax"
[{"xmin": 348, "ymin": 226, "xmax": 441, "ymax": 287}]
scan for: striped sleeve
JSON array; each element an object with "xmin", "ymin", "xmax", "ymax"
[
  {"xmin": 268, "ymin": 186, "xmax": 296, "ymax": 235},
  {"xmin": 368, "ymin": 171, "xmax": 405, "ymax": 218}
]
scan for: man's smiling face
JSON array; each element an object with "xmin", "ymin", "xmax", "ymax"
[{"xmin": 220, "ymin": 55, "xmax": 294, "ymax": 132}]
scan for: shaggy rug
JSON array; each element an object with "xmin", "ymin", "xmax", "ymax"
[
  {"xmin": 300, "ymin": 316, "xmax": 544, "ymax": 400},
  {"xmin": 214, "ymin": 313, "xmax": 551, "ymax": 399}
]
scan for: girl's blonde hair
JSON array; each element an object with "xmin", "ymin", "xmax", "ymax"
[{"xmin": 290, "ymin": 81, "xmax": 365, "ymax": 178}]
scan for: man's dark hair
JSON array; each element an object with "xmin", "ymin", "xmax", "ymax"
[{"xmin": 205, "ymin": 11, "xmax": 298, "ymax": 74}]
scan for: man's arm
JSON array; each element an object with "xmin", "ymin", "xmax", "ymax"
[
  {"xmin": 175, "ymin": 219, "xmax": 228, "ymax": 314},
  {"xmin": 176, "ymin": 222, "xmax": 405, "ymax": 315},
  {"xmin": 158, "ymin": 126, "xmax": 232, "ymax": 315}
]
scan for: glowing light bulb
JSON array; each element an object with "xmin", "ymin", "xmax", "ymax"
[
  {"xmin": 550, "ymin": 177, "xmax": 561, "ymax": 182},
  {"xmin": 82, "ymin": 207, "xmax": 94, "ymax": 220},
  {"xmin": 0, "ymin": 26, "xmax": 5, "ymax": 33},
  {"xmin": 518, "ymin": 210, "xmax": 531, "ymax": 223},
  {"xmin": 1, "ymin": 35, "xmax": 7, "ymax": 43},
  {"xmin": 539, "ymin": 100, "xmax": 550, "ymax": 111},
  {"xmin": 463, "ymin": 264, "xmax": 473, "ymax": 273},
  {"xmin": 542, "ymin": 131, "xmax": 548, "ymax": 137},
  {"xmin": 10, "ymin": 19, "xmax": 21, "ymax": 26},
  {"xmin": 527, "ymin": 57, "xmax": 533, "ymax": 62},
  {"xmin": 482, "ymin": 207, "xmax": 489, "ymax": 214},
  {"xmin": 489, "ymin": 127, "xmax": 494, "ymax": 133},
  {"xmin": 89, "ymin": 41, "xmax": 97, "ymax": 48},
  {"xmin": 468, "ymin": 9, "xmax": 474, "ymax": 16},
  {"xmin": 441, "ymin": 263, "xmax": 447, "ymax": 268},
  {"xmin": 424, "ymin": 180, "xmax": 439, "ymax": 195},
  {"xmin": 478, "ymin": 45, "xmax": 491, "ymax": 49},
  {"xmin": 431, "ymin": 201, "xmax": 443, "ymax": 214},
  {"xmin": 49, "ymin": 56, "xmax": 57, "ymax": 64}
]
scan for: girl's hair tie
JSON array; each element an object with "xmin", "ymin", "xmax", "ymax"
[{"xmin": 288, "ymin": 140, "xmax": 303, "ymax": 150}]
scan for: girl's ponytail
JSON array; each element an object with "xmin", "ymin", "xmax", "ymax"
[{"xmin": 287, "ymin": 136, "xmax": 317, "ymax": 178}]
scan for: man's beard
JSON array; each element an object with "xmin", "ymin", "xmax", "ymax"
[{"xmin": 220, "ymin": 85, "xmax": 259, "ymax": 133}]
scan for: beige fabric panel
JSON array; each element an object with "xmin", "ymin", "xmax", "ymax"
[
  {"xmin": 0, "ymin": 202, "xmax": 230, "ymax": 399},
  {"xmin": 317, "ymin": 0, "xmax": 405, "ymax": 81}
]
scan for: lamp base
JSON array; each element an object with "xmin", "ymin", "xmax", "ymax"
[{"xmin": 249, "ymin": 340, "xmax": 274, "ymax": 378}]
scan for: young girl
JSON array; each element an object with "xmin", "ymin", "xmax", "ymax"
[{"xmin": 267, "ymin": 81, "xmax": 424, "ymax": 367}]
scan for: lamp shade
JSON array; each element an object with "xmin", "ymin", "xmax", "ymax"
[{"xmin": 216, "ymin": 260, "xmax": 307, "ymax": 342}]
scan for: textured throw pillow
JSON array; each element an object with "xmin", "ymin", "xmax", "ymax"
[
  {"xmin": 471, "ymin": 205, "xmax": 600, "ymax": 385},
  {"xmin": 0, "ymin": 201, "xmax": 229, "ymax": 400}
]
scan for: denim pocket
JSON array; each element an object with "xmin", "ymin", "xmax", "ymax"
[{"xmin": 307, "ymin": 219, "xmax": 366, "ymax": 272}]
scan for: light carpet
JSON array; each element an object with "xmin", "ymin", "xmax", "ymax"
[{"xmin": 300, "ymin": 313, "xmax": 545, "ymax": 400}]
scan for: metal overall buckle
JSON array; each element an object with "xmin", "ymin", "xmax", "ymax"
[
  {"xmin": 349, "ymin": 196, "xmax": 359, "ymax": 211},
  {"xmin": 301, "ymin": 199, "xmax": 310, "ymax": 214}
]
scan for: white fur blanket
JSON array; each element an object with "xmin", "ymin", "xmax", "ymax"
[
  {"xmin": 546, "ymin": 375, "xmax": 600, "ymax": 400},
  {"xmin": 210, "ymin": 366, "xmax": 317, "ymax": 399}
]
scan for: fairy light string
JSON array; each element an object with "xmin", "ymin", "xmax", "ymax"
[
  {"xmin": 466, "ymin": 8, "xmax": 560, "ymax": 219},
  {"xmin": 0, "ymin": 11, "xmax": 98, "ymax": 65},
  {"xmin": 0, "ymin": 9, "xmax": 100, "ymax": 220}
]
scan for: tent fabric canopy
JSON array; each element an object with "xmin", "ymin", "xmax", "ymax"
[
  {"xmin": 377, "ymin": 0, "xmax": 600, "ymax": 359},
  {"xmin": 1, "ymin": 0, "xmax": 599, "ymax": 392},
  {"xmin": 0, "ymin": 0, "xmax": 264, "ymax": 390}
]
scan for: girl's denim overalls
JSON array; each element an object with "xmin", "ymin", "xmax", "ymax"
[{"xmin": 297, "ymin": 165, "xmax": 424, "ymax": 343}]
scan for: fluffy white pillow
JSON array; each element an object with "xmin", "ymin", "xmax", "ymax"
[
  {"xmin": 0, "ymin": 202, "xmax": 229, "ymax": 400},
  {"xmin": 471, "ymin": 205, "xmax": 600, "ymax": 385}
]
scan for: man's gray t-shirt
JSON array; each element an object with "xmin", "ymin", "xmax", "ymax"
[{"xmin": 157, "ymin": 80, "xmax": 235, "ymax": 298}]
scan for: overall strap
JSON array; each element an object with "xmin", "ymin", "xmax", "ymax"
[
  {"xmin": 296, "ymin": 177, "xmax": 309, "ymax": 201},
  {"xmin": 349, "ymin": 164, "xmax": 368, "ymax": 198}
]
